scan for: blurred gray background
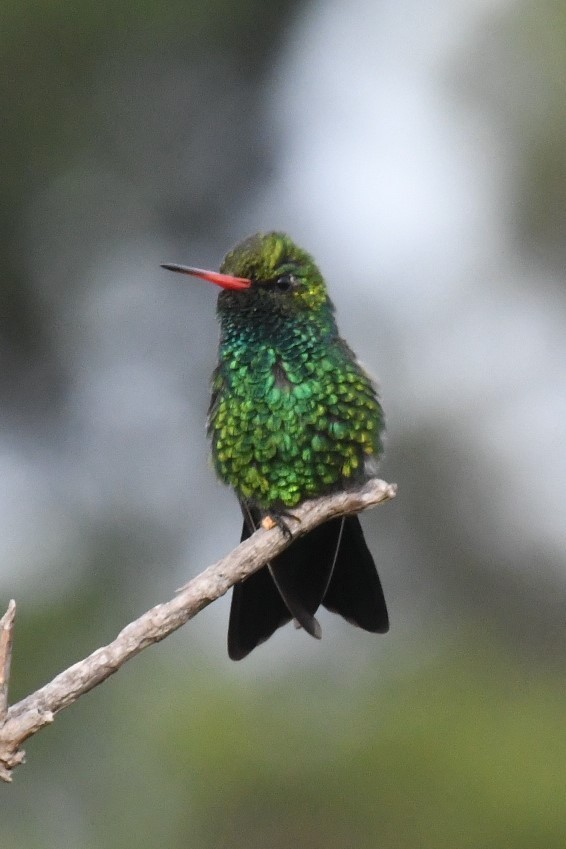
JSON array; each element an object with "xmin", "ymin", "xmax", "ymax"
[{"xmin": 1, "ymin": 1, "xmax": 565, "ymax": 846}]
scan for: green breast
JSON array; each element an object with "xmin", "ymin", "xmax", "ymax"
[{"xmin": 208, "ymin": 337, "xmax": 384, "ymax": 509}]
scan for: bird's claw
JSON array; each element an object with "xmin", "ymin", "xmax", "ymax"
[
  {"xmin": 260, "ymin": 510, "xmax": 300, "ymax": 539},
  {"xmin": 261, "ymin": 515, "xmax": 278, "ymax": 531}
]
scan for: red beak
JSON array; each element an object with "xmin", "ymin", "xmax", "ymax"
[{"xmin": 161, "ymin": 263, "xmax": 251, "ymax": 291}]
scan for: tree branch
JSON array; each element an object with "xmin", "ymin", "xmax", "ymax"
[
  {"xmin": 0, "ymin": 478, "xmax": 396, "ymax": 782},
  {"xmin": 0, "ymin": 600, "xmax": 16, "ymax": 722}
]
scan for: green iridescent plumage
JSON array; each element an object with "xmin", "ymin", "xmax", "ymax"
[
  {"xmin": 162, "ymin": 231, "xmax": 389, "ymax": 659},
  {"xmin": 207, "ymin": 232, "xmax": 385, "ymax": 508}
]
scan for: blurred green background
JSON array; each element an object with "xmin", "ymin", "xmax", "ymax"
[{"xmin": 2, "ymin": 0, "xmax": 566, "ymax": 846}]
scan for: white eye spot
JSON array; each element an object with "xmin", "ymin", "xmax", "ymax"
[{"xmin": 275, "ymin": 274, "xmax": 296, "ymax": 293}]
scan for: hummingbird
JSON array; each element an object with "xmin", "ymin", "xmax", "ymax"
[{"xmin": 162, "ymin": 232, "xmax": 389, "ymax": 659}]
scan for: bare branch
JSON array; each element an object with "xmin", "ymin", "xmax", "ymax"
[
  {"xmin": 0, "ymin": 478, "xmax": 396, "ymax": 782},
  {"xmin": 0, "ymin": 600, "xmax": 17, "ymax": 782},
  {"xmin": 0, "ymin": 600, "xmax": 16, "ymax": 721}
]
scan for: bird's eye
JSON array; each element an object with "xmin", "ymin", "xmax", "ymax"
[{"xmin": 275, "ymin": 274, "xmax": 295, "ymax": 293}]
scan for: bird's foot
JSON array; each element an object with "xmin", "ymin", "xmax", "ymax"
[
  {"xmin": 260, "ymin": 509, "xmax": 300, "ymax": 539},
  {"xmin": 260, "ymin": 515, "xmax": 278, "ymax": 531}
]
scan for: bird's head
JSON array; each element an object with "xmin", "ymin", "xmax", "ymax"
[{"xmin": 162, "ymin": 232, "xmax": 333, "ymax": 320}]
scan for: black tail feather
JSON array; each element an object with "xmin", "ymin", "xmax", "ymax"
[
  {"xmin": 266, "ymin": 518, "xmax": 347, "ymax": 638},
  {"xmin": 227, "ymin": 510, "xmax": 388, "ymax": 660},
  {"xmin": 322, "ymin": 516, "xmax": 389, "ymax": 633},
  {"xmin": 227, "ymin": 569, "xmax": 293, "ymax": 661}
]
